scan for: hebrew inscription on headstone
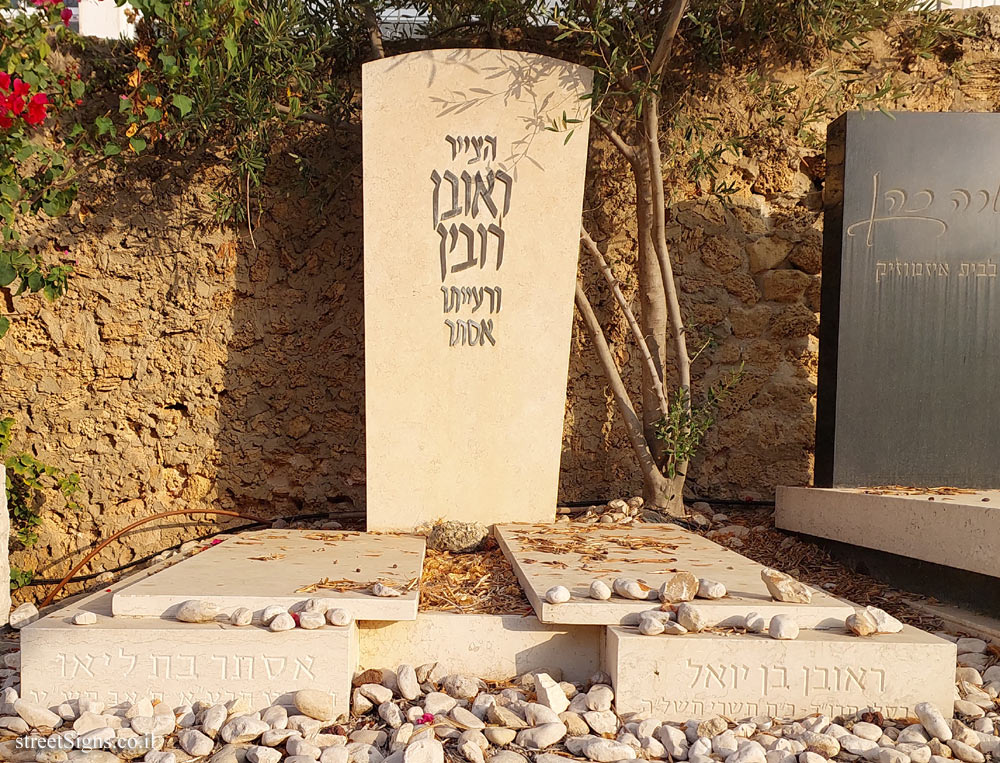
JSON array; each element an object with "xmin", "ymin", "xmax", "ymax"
[
  {"xmin": 816, "ymin": 112, "xmax": 1000, "ymax": 488},
  {"xmin": 363, "ymin": 50, "xmax": 592, "ymax": 530}
]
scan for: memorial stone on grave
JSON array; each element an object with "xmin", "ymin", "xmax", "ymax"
[{"xmin": 363, "ymin": 49, "xmax": 592, "ymax": 530}]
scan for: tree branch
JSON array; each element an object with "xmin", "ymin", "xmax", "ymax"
[
  {"xmin": 274, "ymin": 103, "xmax": 333, "ymax": 126},
  {"xmin": 581, "ymin": 227, "xmax": 669, "ymax": 418},
  {"xmin": 650, "ymin": 0, "xmax": 689, "ymax": 78},
  {"xmin": 363, "ymin": 3, "xmax": 386, "ymax": 60},
  {"xmin": 592, "ymin": 117, "xmax": 637, "ymax": 165},
  {"xmin": 574, "ymin": 281, "xmax": 664, "ymax": 487},
  {"xmin": 643, "ymin": 93, "xmax": 691, "ymax": 407}
]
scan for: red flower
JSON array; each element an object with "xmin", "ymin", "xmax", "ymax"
[
  {"xmin": 290, "ymin": 612, "xmax": 301, "ymax": 626},
  {"xmin": 8, "ymin": 96, "xmax": 24, "ymax": 116},
  {"xmin": 26, "ymin": 94, "xmax": 48, "ymax": 125},
  {"xmin": 0, "ymin": 115, "xmax": 12, "ymax": 130},
  {"xmin": 61, "ymin": 7, "xmax": 72, "ymax": 26},
  {"xmin": 416, "ymin": 713, "xmax": 435, "ymax": 725},
  {"xmin": 0, "ymin": 73, "xmax": 9, "ymax": 92},
  {"xmin": 12, "ymin": 79, "xmax": 30, "ymax": 98}
]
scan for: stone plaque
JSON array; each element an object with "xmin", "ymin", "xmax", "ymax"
[
  {"xmin": 363, "ymin": 50, "xmax": 592, "ymax": 530},
  {"xmin": 817, "ymin": 112, "xmax": 1000, "ymax": 488},
  {"xmin": 607, "ymin": 625, "xmax": 956, "ymax": 721}
]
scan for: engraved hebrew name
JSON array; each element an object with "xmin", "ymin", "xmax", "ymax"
[{"xmin": 432, "ymin": 136, "xmax": 513, "ymax": 347}]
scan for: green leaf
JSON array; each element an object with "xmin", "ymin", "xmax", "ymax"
[
  {"xmin": 130, "ymin": 137, "xmax": 147, "ymax": 153},
  {"xmin": 143, "ymin": 106, "xmax": 163, "ymax": 124},
  {"xmin": 223, "ymin": 35, "xmax": 238, "ymax": 62},
  {"xmin": 172, "ymin": 94, "xmax": 193, "ymax": 117},
  {"xmin": 95, "ymin": 116, "xmax": 114, "ymax": 136},
  {"xmin": 70, "ymin": 79, "xmax": 85, "ymax": 100},
  {"xmin": 0, "ymin": 258, "xmax": 15, "ymax": 288},
  {"xmin": 0, "ymin": 317, "xmax": 9, "ymax": 339},
  {"xmin": 27, "ymin": 271, "xmax": 43, "ymax": 293},
  {"xmin": 14, "ymin": 145, "xmax": 35, "ymax": 162},
  {"xmin": 104, "ymin": 143, "xmax": 122, "ymax": 156}
]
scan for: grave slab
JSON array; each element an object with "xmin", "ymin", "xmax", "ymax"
[
  {"xmin": 20, "ymin": 571, "xmax": 358, "ymax": 713},
  {"xmin": 606, "ymin": 624, "xmax": 956, "ymax": 721},
  {"xmin": 495, "ymin": 523, "xmax": 855, "ymax": 627},
  {"xmin": 818, "ymin": 111, "xmax": 1000, "ymax": 489},
  {"xmin": 776, "ymin": 486, "xmax": 1000, "ymax": 578},
  {"xmin": 363, "ymin": 49, "xmax": 592, "ymax": 531},
  {"xmin": 359, "ymin": 612, "xmax": 600, "ymax": 683},
  {"xmin": 112, "ymin": 529, "xmax": 425, "ymax": 620}
]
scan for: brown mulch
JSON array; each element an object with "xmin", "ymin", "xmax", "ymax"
[
  {"xmin": 419, "ymin": 544, "xmax": 532, "ymax": 615},
  {"xmin": 698, "ymin": 507, "xmax": 946, "ymax": 631}
]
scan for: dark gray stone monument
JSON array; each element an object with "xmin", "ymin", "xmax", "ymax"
[{"xmin": 816, "ymin": 111, "xmax": 1000, "ymax": 489}]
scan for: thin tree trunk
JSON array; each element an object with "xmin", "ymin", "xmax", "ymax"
[
  {"xmin": 574, "ymin": 282, "xmax": 670, "ymax": 504},
  {"xmin": 643, "ymin": 94, "xmax": 691, "ymax": 404},
  {"xmin": 632, "ymin": 154, "xmax": 670, "ymax": 467},
  {"xmin": 580, "ymin": 227, "xmax": 669, "ymax": 419}
]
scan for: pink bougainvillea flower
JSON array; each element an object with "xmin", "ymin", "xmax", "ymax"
[
  {"xmin": 0, "ymin": 73, "xmax": 9, "ymax": 92},
  {"xmin": 290, "ymin": 612, "xmax": 301, "ymax": 626},
  {"xmin": 12, "ymin": 79, "xmax": 30, "ymax": 98},
  {"xmin": 25, "ymin": 94, "xmax": 48, "ymax": 125},
  {"xmin": 0, "ymin": 115, "xmax": 13, "ymax": 130},
  {"xmin": 61, "ymin": 7, "xmax": 72, "ymax": 26},
  {"xmin": 8, "ymin": 96, "xmax": 24, "ymax": 116},
  {"xmin": 210, "ymin": 538, "xmax": 223, "ymax": 545},
  {"xmin": 416, "ymin": 713, "xmax": 434, "ymax": 725}
]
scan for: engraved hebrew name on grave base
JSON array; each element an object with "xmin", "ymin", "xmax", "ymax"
[
  {"xmin": 363, "ymin": 49, "xmax": 592, "ymax": 531},
  {"xmin": 20, "ymin": 587, "xmax": 358, "ymax": 713},
  {"xmin": 607, "ymin": 625, "xmax": 957, "ymax": 721}
]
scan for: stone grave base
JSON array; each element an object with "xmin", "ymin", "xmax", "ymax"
[
  {"xmin": 18, "ymin": 526, "xmax": 960, "ymax": 720},
  {"xmin": 607, "ymin": 624, "xmax": 956, "ymax": 721},
  {"xmin": 776, "ymin": 486, "xmax": 1000, "ymax": 578}
]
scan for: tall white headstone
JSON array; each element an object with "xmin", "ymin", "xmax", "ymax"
[
  {"xmin": 1, "ymin": 465, "xmax": 9, "ymax": 626},
  {"xmin": 363, "ymin": 49, "xmax": 592, "ymax": 531}
]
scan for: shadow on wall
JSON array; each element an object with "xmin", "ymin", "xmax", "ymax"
[{"xmin": 4, "ymin": 119, "xmax": 818, "ymax": 587}]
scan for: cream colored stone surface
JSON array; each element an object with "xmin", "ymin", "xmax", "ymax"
[
  {"xmin": 363, "ymin": 50, "xmax": 592, "ymax": 531},
  {"xmin": 1, "ymin": 465, "xmax": 8, "ymax": 627},
  {"xmin": 606, "ymin": 624, "xmax": 956, "ymax": 721},
  {"xmin": 776, "ymin": 487, "xmax": 1000, "ymax": 578},
  {"xmin": 496, "ymin": 523, "xmax": 854, "ymax": 627},
  {"xmin": 112, "ymin": 529, "xmax": 424, "ymax": 620},
  {"xmin": 20, "ymin": 573, "xmax": 358, "ymax": 712},
  {"xmin": 358, "ymin": 612, "xmax": 600, "ymax": 682}
]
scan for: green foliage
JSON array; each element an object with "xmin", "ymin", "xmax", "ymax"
[
  {"xmin": 120, "ymin": 0, "xmax": 341, "ymax": 195},
  {"xmin": 684, "ymin": 0, "xmax": 958, "ymax": 64},
  {"xmin": 1, "ymin": 416, "xmax": 80, "ymax": 589},
  {"xmin": 0, "ymin": 2, "xmax": 133, "ymax": 338},
  {"xmin": 654, "ymin": 368, "xmax": 743, "ymax": 479}
]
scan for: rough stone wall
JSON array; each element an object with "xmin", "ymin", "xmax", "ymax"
[{"xmin": 3, "ymin": 12, "xmax": 1000, "ymax": 583}]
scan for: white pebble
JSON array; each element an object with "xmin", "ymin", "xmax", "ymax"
[
  {"xmin": 697, "ymin": 579, "xmax": 727, "ymax": 599},
  {"xmin": 545, "ymin": 586, "xmax": 571, "ymax": 604},
  {"xmin": 72, "ymin": 612, "xmax": 97, "ymax": 626},
  {"xmin": 373, "ymin": 582, "xmax": 403, "ymax": 597},
  {"xmin": 230, "ymin": 607, "xmax": 253, "ymax": 626},
  {"xmin": 744, "ymin": 612, "xmax": 767, "ymax": 633},
  {"xmin": 768, "ymin": 615, "xmax": 799, "ymax": 640},
  {"xmin": 327, "ymin": 608, "xmax": 352, "ymax": 626},
  {"xmin": 589, "ymin": 580, "xmax": 612, "ymax": 600},
  {"xmin": 269, "ymin": 612, "xmax": 295, "ymax": 632},
  {"xmin": 175, "ymin": 600, "xmax": 220, "ymax": 623}
]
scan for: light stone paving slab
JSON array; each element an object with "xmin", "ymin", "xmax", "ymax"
[
  {"xmin": 358, "ymin": 612, "xmax": 600, "ymax": 682},
  {"xmin": 495, "ymin": 523, "xmax": 856, "ymax": 627},
  {"xmin": 606, "ymin": 624, "xmax": 957, "ymax": 721},
  {"xmin": 776, "ymin": 486, "xmax": 1000, "ymax": 578},
  {"xmin": 1, "ymin": 464, "xmax": 8, "ymax": 627},
  {"xmin": 112, "ymin": 529, "xmax": 424, "ymax": 620},
  {"xmin": 20, "ymin": 570, "xmax": 358, "ymax": 713},
  {"xmin": 363, "ymin": 49, "xmax": 592, "ymax": 531}
]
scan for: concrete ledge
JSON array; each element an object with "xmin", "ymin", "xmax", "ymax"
[
  {"xmin": 358, "ymin": 613, "xmax": 601, "ymax": 682},
  {"xmin": 776, "ymin": 486, "xmax": 1000, "ymax": 579},
  {"xmin": 606, "ymin": 624, "xmax": 956, "ymax": 721}
]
